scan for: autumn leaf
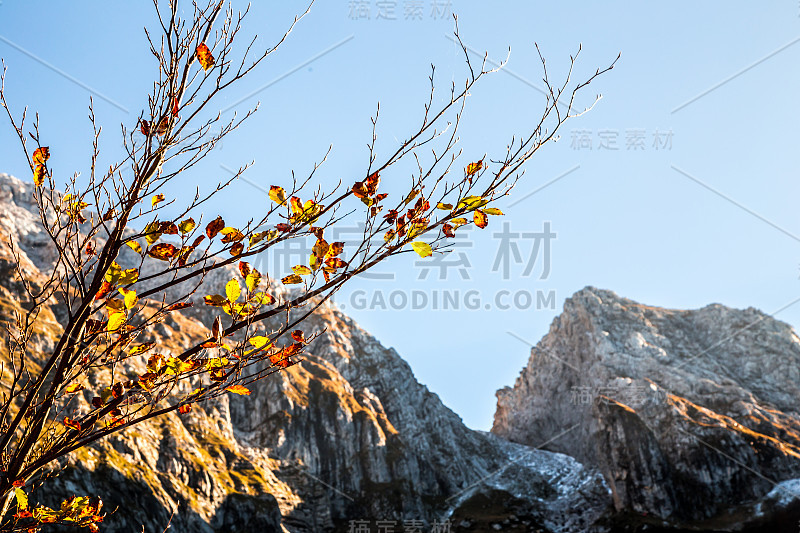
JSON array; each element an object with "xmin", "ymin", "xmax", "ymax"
[
  {"xmin": 205, "ymin": 216, "xmax": 225, "ymax": 239},
  {"xmin": 226, "ymin": 278, "xmax": 241, "ymax": 302},
  {"xmin": 63, "ymin": 418, "xmax": 81, "ymax": 432},
  {"xmin": 95, "ymin": 281, "xmax": 113, "ymax": 300},
  {"xmin": 119, "ymin": 288, "xmax": 138, "ymax": 309},
  {"xmin": 220, "ymin": 227, "xmax": 244, "ymax": 243},
  {"xmin": 291, "ymin": 330, "xmax": 305, "ymax": 343},
  {"xmin": 246, "ymin": 270, "xmax": 262, "ymax": 292},
  {"xmin": 167, "ymin": 302, "xmax": 193, "ymax": 311},
  {"xmin": 144, "ymin": 220, "xmax": 162, "ymax": 245},
  {"xmin": 160, "ymin": 221, "xmax": 179, "ymax": 235},
  {"xmin": 147, "ymin": 243, "xmax": 178, "ymax": 261},
  {"xmin": 443, "ymin": 223, "xmax": 455, "ymax": 238},
  {"xmin": 474, "ymin": 209, "xmax": 488, "ymax": 229},
  {"xmin": 327, "ymin": 241, "xmax": 344, "ymax": 257},
  {"xmin": 32, "ymin": 146, "xmax": 50, "ymax": 166},
  {"xmin": 281, "ymin": 274, "xmax": 303, "ymax": 285},
  {"xmin": 225, "ymin": 385, "xmax": 250, "ymax": 396},
  {"xmin": 119, "ymin": 268, "xmax": 139, "ymax": 285},
  {"xmin": 140, "ymin": 119, "xmax": 151, "ymax": 136},
  {"xmin": 230, "ymin": 242, "xmax": 244, "ymax": 256},
  {"xmin": 151, "ymin": 194, "xmax": 165, "ymax": 207},
  {"xmin": 203, "ymin": 294, "xmax": 226, "ymax": 306},
  {"xmin": 126, "ymin": 240, "xmax": 143, "ymax": 254},
  {"xmin": 172, "ymin": 97, "xmax": 180, "ymax": 117},
  {"xmin": 178, "ymin": 404, "xmax": 192, "ymax": 414},
  {"xmin": 276, "ymin": 223, "xmax": 292, "ymax": 232},
  {"xmin": 179, "ymin": 217, "xmax": 196, "ymax": 234},
  {"xmin": 466, "ymin": 159, "xmax": 484, "ymax": 176},
  {"xmin": 292, "ymin": 265, "xmax": 312, "ymax": 276},
  {"xmin": 107, "ymin": 312, "xmax": 126, "ymax": 332},
  {"xmin": 212, "ymin": 315, "xmax": 224, "ymax": 341},
  {"xmin": 249, "ymin": 230, "xmax": 276, "ymax": 249},
  {"xmin": 269, "ymin": 185, "xmax": 286, "ymax": 205},
  {"xmin": 482, "ymin": 207, "xmax": 504, "ymax": 216},
  {"xmin": 64, "ymin": 383, "xmax": 84, "ymax": 394},
  {"xmin": 249, "ymin": 335, "xmax": 272, "ymax": 349},
  {"xmin": 129, "ymin": 342, "xmax": 155, "ymax": 356},
  {"xmin": 411, "ymin": 241, "xmax": 432, "ymax": 258},
  {"xmin": 238, "ymin": 261, "xmax": 251, "ymax": 278},
  {"xmin": 324, "ymin": 257, "xmax": 347, "ymax": 269},
  {"xmin": 436, "ymin": 202, "xmax": 453, "ymax": 210},
  {"xmin": 33, "ymin": 164, "xmax": 46, "ymax": 186},
  {"xmin": 289, "ymin": 196, "xmax": 303, "ymax": 214},
  {"xmin": 450, "ymin": 217, "xmax": 468, "ymax": 227},
  {"xmin": 252, "ymin": 292, "xmax": 275, "ymax": 305},
  {"xmin": 196, "ymin": 42, "xmax": 215, "ymax": 70},
  {"xmin": 14, "ymin": 487, "xmax": 27, "ymax": 510}
]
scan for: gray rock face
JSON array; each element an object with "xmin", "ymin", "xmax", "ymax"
[
  {"xmin": 493, "ymin": 286, "xmax": 800, "ymax": 530},
  {"xmin": 0, "ymin": 173, "xmax": 612, "ymax": 532}
]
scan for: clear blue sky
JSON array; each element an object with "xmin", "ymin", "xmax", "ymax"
[{"xmin": 2, "ymin": 2, "xmax": 800, "ymax": 430}]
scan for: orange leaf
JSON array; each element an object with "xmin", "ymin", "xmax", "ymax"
[
  {"xmin": 230, "ymin": 242, "xmax": 244, "ymax": 256},
  {"xmin": 63, "ymin": 418, "xmax": 81, "ymax": 431},
  {"xmin": 172, "ymin": 97, "xmax": 180, "ymax": 116},
  {"xmin": 443, "ymin": 223, "xmax": 455, "ymax": 238},
  {"xmin": 466, "ymin": 159, "xmax": 484, "ymax": 176},
  {"xmin": 474, "ymin": 209, "xmax": 488, "ymax": 229},
  {"xmin": 196, "ymin": 43, "xmax": 215, "ymax": 70},
  {"xmin": 33, "ymin": 164, "xmax": 46, "ymax": 186},
  {"xmin": 291, "ymin": 330, "xmax": 305, "ymax": 343},
  {"xmin": 167, "ymin": 302, "xmax": 193, "ymax": 311},
  {"xmin": 147, "ymin": 243, "xmax": 178, "ymax": 261},
  {"xmin": 95, "ymin": 281, "xmax": 113, "ymax": 300},
  {"xmin": 178, "ymin": 404, "xmax": 192, "ymax": 414},
  {"xmin": 239, "ymin": 261, "xmax": 251, "ymax": 278},
  {"xmin": 139, "ymin": 119, "xmax": 151, "ymax": 136},
  {"xmin": 32, "ymin": 147, "xmax": 50, "ymax": 165},
  {"xmin": 276, "ymin": 223, "xmax": 292, "ymax": 232},
  {"xmin": 206, "ymin": 216, "xmax": 225, "ymax": 239},
  {"xmin": 281, "ymin": 274, "xmax": 303, "ymax": 285},
  {"xmin": 225, "ymin": 385, "xmax": 251, "ymax": 396}
]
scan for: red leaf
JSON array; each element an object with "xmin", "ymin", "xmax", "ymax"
[
  {"xmin": 205, "ymin": 216, "xmax": 225, "ymax": 239},
  {"xmin": 178, "ymin": 404, "xmax": 192, "ymax": 414}
]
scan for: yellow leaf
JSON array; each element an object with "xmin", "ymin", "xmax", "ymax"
[
  {"xmin": 456, "ymin": 195, "xmax": 488, "ymax": 211},
  {"xmin": 450, "ymin": 217, "xmax": 468, "ymax": 227},
  {"xmin": 107, "ymin": 312, "xmax": 126, "ymax": 332},
  {"xmin": 281, "ymin": 274, "xmax": 303, "ymax": 285},
  {"xmin": 14, "ymin": 487, "xmax": 27, "ymax": 510},
  {"xmin": 119, "ymin": 268, "xmax": 139, "ymax": 285},
  {"xmin": 292, "ymin": 265, "xmax": 312, "ymax": 276},
  {"xmin": 269, "ymin": 186, "xmax": 286, "ymax": 205},
  {"xmin": 152, "ymin": 194, "xmax": 165, "ymax": 207},
  {"xmin": 249, "ymin": 336, "xmax": 272, "ymax": 349},
  {"xmin": 126, "ymin": 240, "xmax": 143, "ymax": 254},
  {"xmin": 225, "ymin": 385, "xmax": 251, "ymax": 396},
  {"xmin": 119, "ymin": 288, "xmax": 138, "ymax": 309},
  {"xmin": 129, "ymin": 342, "xmax": 155, "ymax": 356},
  {"xmin": 226, "ymin": 278, "xmax": 241, "ymax": 302},
  {"xmin": 179, "ymin": 218, "xmax": 196, "ymax": 233},
  {"xmin": 246, "ymin": 270, "xmax": 262, "ymax": 292},
  {"xmin": 436, "ymin": 202, "xmax": 453, "ymax": 210},
  {"xmin": 482, "ymin": 207, "xmax": 504, "ymax": 216},
  {"xmin": 411, "ymin": 241, "xmax": 432, "ymax": 258},
  {"xmin": 64, "ymin": 383, "xmax": 84, "ymax": 394}
]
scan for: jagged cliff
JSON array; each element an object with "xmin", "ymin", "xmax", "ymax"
[
  {"xmin": 0, "ymin": 173, "xmax": 612, "ymax": 533},
  {"xmin": 4, "ymin": 169, "xmax": 800, "ymax": 532},
  {"xmin": 493, "ymin": 287, "xmax": 800, "ymax": 531}
]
